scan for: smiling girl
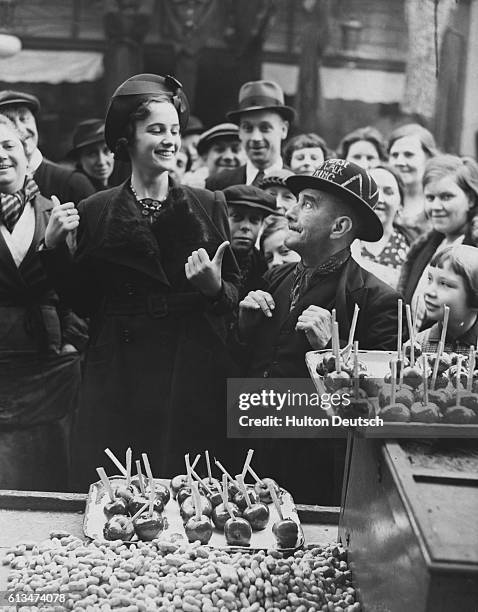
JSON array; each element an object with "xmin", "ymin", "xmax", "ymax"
[
  {"xmin": 399, "ymin": 155, "xmax": 478, "ymax": 330},
  {"xmin": 416, "ymin": 245, "xmax": 478, "ymax": 353}
]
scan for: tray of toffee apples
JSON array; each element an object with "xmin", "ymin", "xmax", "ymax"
[
  {"xmin": 84, "ymin": 448, "xmax": 304, "ymax": 552},
  {"xmin": 305, "ymin": 302, "xmax": 478, "ymax": 437}
]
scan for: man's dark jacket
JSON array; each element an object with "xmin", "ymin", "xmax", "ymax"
[
  {"xmin": 34, "ymin": 159, "xmax": 95, "ymax": 204},
  {"xmin": 205, "ymin": 165, "xmax": 247, "ymax": 190}
]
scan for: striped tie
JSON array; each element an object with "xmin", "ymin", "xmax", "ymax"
[{"xmin": 252, "ymin": 170, "xmax": 265, "ymax": 187}]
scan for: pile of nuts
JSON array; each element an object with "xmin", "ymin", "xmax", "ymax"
[{"xmin": 2, "ymin": 532, "xmax": 361, "ymax": 611}]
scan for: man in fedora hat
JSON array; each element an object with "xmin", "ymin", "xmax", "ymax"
[
  {"xmin": 0, "ymin": 90, "xmax": 95, "ymax": 204},
  {"xmin": 183, "ymin": 122, "xmax": 245, "ymax": 188},
  {"xmin": 206, "ymin": 80, "xmax": 295, "ymax": 191},
  {"xmin": 224, "ymin": 184, "xmax": 276, "ymax": 300},
  {"xmin": 238, "ymin": 160, "xmax": 404, "ymax": 504}
]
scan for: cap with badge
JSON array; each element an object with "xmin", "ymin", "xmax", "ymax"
[
  {"xmin": 104, "ymin": 73, "xmax": 190, "ymax": 161},
  {"xmin": 197, "ymin": 123, "xmax": 239, "ymax": 157},
  {"xmin": 223, "ymin": 184, "xmax": 277, "ymax": 216},
  {"xmin": 0, "ymin": 90, "xmax": 40, "ymax": 114},
  {"xmin": 68, "ymin": 119, "xmax": 107, "ymax": 157},
  {"xmin": 226, "ymin": 80, "xmax": 296, "ymax": 124},
  {"xmin": 286, "ymin": 159, "xmax": 383, "ymax": 241}
]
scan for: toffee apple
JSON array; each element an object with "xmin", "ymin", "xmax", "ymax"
[
  {"xmin": 103, "ymin": 515, "xmax": 135, "ymax": 541},
  {"xmin": 224, "ymin": 516, "xmax": 252, "ymax": 546},
  {"xmin": 212, "ymin": 502, "xmax": 241, "ymax": 530},
  {"xmin": 243, "ymin": 502, "xmax": 270, "ymax": 530},
  {"xmin": 133, "ymin": 510, "xmax": 165, "ymax": 541}
]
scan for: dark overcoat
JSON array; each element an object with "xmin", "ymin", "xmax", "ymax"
[
  {"xmin": 40, "ymin": 181, "xmax": 243, "ymax": 491},
  {"xmin": 205, "ymin": 165, "xmax": 247, "ymax": 191},
  {"xmin": 0, "ymin": 194, "xmax": 83, "ymax": 491}
]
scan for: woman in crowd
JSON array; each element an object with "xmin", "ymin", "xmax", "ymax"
[
  {"xmin": 336, "ymin": 126, "xmax": 386, "ymax": 171},
  {"xmin": 0, "ymin": 115, "xmax": 84, "ymax": 491},
  {"xmin": 69, "ymin": 119, "xmax": 115, "ymax": 191},
  {"xmin": 41, "ymin": 74, "xmax": 241, "ymax": 490},
  {"xmin": 351, "ymin": 164, "xmax": 409, "ymax": 289},
  {"xmin": 388, "ymin": 123, "xmax": 438, "ymax": 242},
  {"xmin": 415, "ymin": 244, "xmax": 478, "ymax": 353},
  {"xmin": 283, "ymin": 133, "xmax": 329, "ymax": 175},
  {"xmin": 260, "ymin": 215, "xmax": 300, "ymax": 270},
  {"xmin": 398, "ymin": 154, "xmax": 478, "ymax": 330}
]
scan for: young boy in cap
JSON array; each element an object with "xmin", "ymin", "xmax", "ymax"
[
  {"xmin": 239, "ymin": 160, "xmax": 404, "ymax": 504},
  {"xmin": 206, "ymin": 80, "xmax": 295, "ymax": 190},
  {"xmin": 224, "ymin": 185, "xmax": 276, "ymax": 300},
  {"xmin": 259, "ymin": 168, "xmax": 297, "ymax": 215},
  {"xmin": 0, "ymin": 90, "xmax": 95, "ymax": 204},
  {"xmin": 183, "ymin": 122, "xmax": 245, "ymax": 188}
]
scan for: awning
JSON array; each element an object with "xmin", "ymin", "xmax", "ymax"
[{"xmin": 0, "ymin": 50, "xmax": 104, "ymax": 84}]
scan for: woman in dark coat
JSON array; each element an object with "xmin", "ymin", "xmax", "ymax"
[
  {"xmin": 41, "ymin": 74, "xmax": 241, "ymax": 491},
  {"xmin": 0, "ymin": 115, "xmax": 84, "ymax": 491}
]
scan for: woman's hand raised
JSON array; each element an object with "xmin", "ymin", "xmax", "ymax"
[
  {"xmin": 185, "ymin": 241, "xmax": 229, "ymax": 298},
  {"xmin": 44, "ymin": 196, "xmax": 80, "ymax": 248}
]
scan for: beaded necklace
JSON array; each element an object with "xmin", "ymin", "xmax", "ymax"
[{"xmin": 130, "ymin": 182, "xmax": 166, "ymax": 221}]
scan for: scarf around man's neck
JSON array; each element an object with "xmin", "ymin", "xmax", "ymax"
[
  {"xmin": 0, "ymin": 176, "xmax": 40, "ymax": 233},
  {"xmin": 289, "ymin": 246, "xmax": 351, "ymax": 311}
]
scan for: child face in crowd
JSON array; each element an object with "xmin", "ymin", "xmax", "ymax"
[
  {"xmin": 424, "ymin": 262, "xmax": 475, "ymax": 328},
  {"xmin": 424, "ymin": 175, "xmax": 472, "ymax": 237},
  {"xmin": 369, "ymin": 167, "xmax": 401, "ymax": 228},
  {"xmin": 346, "ymin": 140, "xmax": 380, "ymax": 170},
  {"xmin": 204, "ymin": 139, "xmax": 244, "ymax": 176},
  {"xmin": 289, "ymin": 146, "xmax": 325, "ymax": 175},
  {"xmin": 263, "ymin": 184, "xmax": 296, "ymax": 215},
  {"xmin": 389, "ymin": 135, "xmax": 428, "ymax": 189},
  {"xmin": 228, "ymin": 204, "xmax": 264, "ymax": 254},
  {"xmin": 263, "ymin": 227, "xmax": 301, "ymax": 269}
]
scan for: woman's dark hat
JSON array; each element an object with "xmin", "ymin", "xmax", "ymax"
[
  {"xmin": 286, "ymin": 159, "xmax": 383, "ymax": 242},
  {"xmin": 0, "ymin": 90, "xmax": 40, "ymax": 114},
  {"xmin": 224, "ymin": 184, "xmax": 277, "ymax": 216},
  {"xmin": 226, "ymin": 80, "xmax": 296, "ymax": 124},
  {"xmin": 104, "ymin": 74, "xmax": 190, "ymax": 161},
  {"xmin": 197, "ymin": 123, "xmax": 239, "ymax": 156},
  {"xmin": 68, "ymin": 119, "xmax": 106, "ymax": 157}
]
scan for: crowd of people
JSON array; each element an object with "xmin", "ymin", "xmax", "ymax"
[{"xmin": 1, "ymin": 74, "xmax": 478, "ymax": 504}]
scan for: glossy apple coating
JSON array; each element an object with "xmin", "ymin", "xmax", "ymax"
[
  {"xmin": 459, "ymin": 393, "xmax": 478, "ymax": 414},
  {"xmin": 180, "ymin": 495, "xmax": 212, "ymax": 522},
  {"xmin": 145, "ymin": 482, "xmax": 170, "ymax": 505},
  {"xmin": 272, "ymin": 518, "xmax": 299, "ymax": 548},
  {"xmin": 177, "ymin": 487, "xmax": 192, "ymax": 505},
  {"xmin": 233, "ymin": 489, "xmax": 259, "ymax": 512},
  {"xmin": 103, "ymin": 515, "xmax": 135, "ymax": 541},
  {"xmin": 380, "ymin": 403, "xmax": 411, "ymax": 422},
  {"xmin": 325, "ymin": 370, "xmax": 351, "ymax": 392},
  {"xmin": 444, "ymin": 405, "xmax": 478, "ymax": 424},
  {"xmin": 184, "ymin": 515, "xmax": 213, "ymax": 544},
  {"xmin": 401, "ymin": 367, "xmax": 423, "ymax": 390},
  {"xmin": 403, "ymin": 341, "xmax": 422, "ymax": 360},
  {"xmin": 128, "ymin": 495, "xmax": 163, "ymax": 516},
  {"xmin": 410, "ymin": 402, "xmax": 441, "ymax": 423},
  {"xmin": 113, "ymin": 485, "xmax": 135, "ymax": 504},
  {"xmin": 208, "ymin": 490, "xmax": 223, "ymax": 508},
  {"xmin": 133, "ymin": 511, "xmax": 165, "ymax": 541},
  {"xmin": 243, "ymin": 503, "xmax": 270, "ymax": 530},
  {"xmin": 394, "ymin": 387, "xmax": 414, "ymax": 409},
  {"xmin": 428, "ymin": 353, "xmax": 451, "ymax": 375},
  {"xmin": 103, "ymin": 498, "xmax": 128, "ymax": 518},
  {"xmin": 224, "ymin": 517, "xmax": 252, "ymax": 546},
  {"xmin": 211, "ymin": 502, "xmax": 241, "ymax": 530},
  {"xmin": 170, "ymin": 474, "xmax": 189, "ymax": 498},
  {"xmin": 253, "ymin": 478, "xmax": 280, "ymax": 504}
]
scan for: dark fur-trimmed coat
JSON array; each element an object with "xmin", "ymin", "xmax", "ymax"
[{"xmin": 40, "ymin": 180, "xmax": 243, "ymax": 490}]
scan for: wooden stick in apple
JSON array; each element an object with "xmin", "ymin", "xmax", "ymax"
[
  {"xmin": 236, "ymin": 474, "xmax": 251, "ymax": 509},
  {"xmin": 456, "ymin": 354, "xmax": 464, "ymax": 407},
  {"xmin": 96, "ymin": 467, "xmax": 115, "ymax": 502},
  {"xmin": 421, "ymin": 353, "xmax": 428, "ymax": 406},
  {"xmin": 205, "ymin": 450, "xmax": 213, "ymax": 483},
  {"xmin": 141, "ymin": 452, "xmax": 155, "ymax": 484},
  {"xmin": 191, "ymin": 481, "xmax": 202, "ymax": 521},
  {"xmin": 247, "ymin": 465, "xmax": 262, "ymax": 485},
  {"xmin": 214, "ymin": 459, "xmax": 236, "ymax": 486},
  {"xmin": 405, "ymin": 304, "xmax": 415, "ymax": 366},
  {"xmin": 347, "ymin": 304, "xmax": 360, "ymax": 349},
  {"xmin": 190, "ymin": 465, "xmax": 212, "ymax": 495},
  {"xmin": 267, "ymin": 480, "xmax": 284, "ymax": 521},
  {"xmin": 397, "ymin": 298, "xmax": 403, "ymax": 360},
  {"xmin": 104, "ymin": 448, "xmax": 127, "ymax": 476},
  {"xmin": 467, "ymin": 346, "xmax": 475, "ymax": 393},
  {"xmin": 222, "ymin": 474, "xmax": 234, "ymax": 519},
  {"xmin": 191, "ymin": 454, "xmax": 201, "ymax": 470},
  {"xmin": 353, "ymin": 341, "xmax": 359, "ymax": 399},
  {"xmin": 390, "ymin": 360, "xmax": 397, "ymax": 406},
  {"xmin": 333, "ymin": 322, "xmax": 341, "ymax": 373},
  {"xmin": 241, "ymin": 449, "xmax": 254, "ymax": 481},
  {"xmin": 131, "ymin": 502, "xmax": 149, "ymax": 523},
  {"xmin": 125, "ymin": 448, "xmax": 132, "ymax": 488},
  {"xmin": 184, "ymin": 453, "xmax": 193, "ymax": 489},
  {"xmin": 135, "ymin": 460, "xmax": 146, "ymax": 495}
]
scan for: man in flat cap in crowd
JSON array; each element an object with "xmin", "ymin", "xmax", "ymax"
[
  {"xmin": 223, "ymin": 185, "xmax": 277, "ymax": 301},
  {"xmin": 183, "ymin": 122, "xmax": 246, "ymax": 188},
  {"xmin": 206, "ymin": 80, "xmax": 294, "ymax": 190},
  {"xmin": 239, "ymin": 160, "xmax": 403, "ymax": 504},
  {"xmin": 0, "ymin": 90, "xmax": 95, "ymax": 204}
]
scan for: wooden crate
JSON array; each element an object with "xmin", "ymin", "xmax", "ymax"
[{"xmin": 339, "ymin": 437, "xmax": 478, "ymax": 612}]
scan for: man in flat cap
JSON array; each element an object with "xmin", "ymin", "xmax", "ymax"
[
  {"xmin": 223, "ymin": 185, "xmax": 276, "ymax": 301},
  {"xmin": 183, "ymin": 122, "xmax": 246, "ymax": 188},
  {"xmin": 239, "ymin": 160, "xmax": 404, "ymax": 504},
  {"xmin": 206, "ymin": 80, "xmax": 294, "ymax": 190},
  {"xmin": 0, "ymin": 90, "xmax": 95, "ymax": 204}
]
